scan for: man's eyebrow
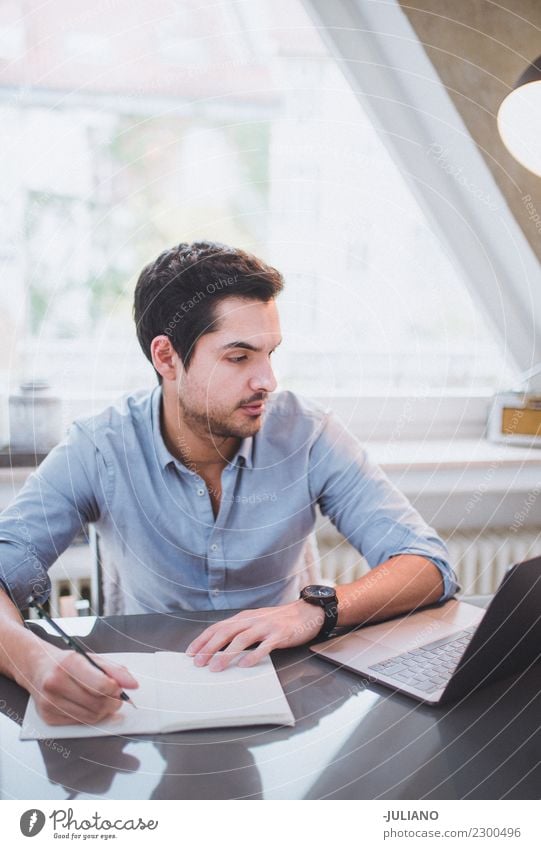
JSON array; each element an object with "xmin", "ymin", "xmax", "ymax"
[{"xmin": 220, "ymin": 339, "xmax": 282, "ymax": 352}]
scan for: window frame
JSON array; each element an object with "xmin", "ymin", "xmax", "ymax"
[{"xmin": 303, "ymin": 0, "xmax": 541, "ymax": 384}]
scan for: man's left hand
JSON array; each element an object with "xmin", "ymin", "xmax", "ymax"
[{"xmin": 186, "ymin": 600, "xmax": 325, "ymax": 671}]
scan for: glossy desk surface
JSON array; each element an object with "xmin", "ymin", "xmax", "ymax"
[{"xmin": 0, "ymin": 609, "xmax": 540, "ymax": 800}]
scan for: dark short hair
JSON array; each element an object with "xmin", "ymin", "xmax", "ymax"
[{"xmin": 133, "ymin": 241, "xmax": 284, "ymax": 382}]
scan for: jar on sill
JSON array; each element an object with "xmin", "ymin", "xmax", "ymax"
[{"xmin": 9, "ymin": 381, "xmax": 63, "ymax": 454}]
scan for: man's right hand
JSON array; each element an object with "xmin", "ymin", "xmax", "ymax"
[
  {"xmin": 0, "ymin": 588, "xmax": 138, "ymax": 726},
  {"xmin": 28, "ymin": 645, "xmax": 139, "ymax": 726}
]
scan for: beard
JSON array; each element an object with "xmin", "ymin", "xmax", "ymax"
[{"xmin": 177, "ymin": 393, "xmax": 265, "ymax": 440}]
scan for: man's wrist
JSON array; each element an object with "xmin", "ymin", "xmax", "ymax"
[
  {"xmin": 8, "ymin": 628, "xmax": 52, "ymax": 691},
  {"xmin": 295, "ymin": 598, "xmax": 325, "ymax": 638}
]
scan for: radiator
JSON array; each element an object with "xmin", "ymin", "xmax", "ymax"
[
  {"xmin": 443, "ymin": 529, "xmax": 541, "ymax": 596},
  {"xmin": 315, "ymin": 527, "xmax": 541, "ymax": 596}
]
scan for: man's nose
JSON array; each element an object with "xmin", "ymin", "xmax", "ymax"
[{"xmin": 249, "ymin": 360, "xmax": 277, "ymax": 394}]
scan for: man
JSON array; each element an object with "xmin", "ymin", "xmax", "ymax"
[{"xmin": 0, "ymin": 241, "xmax": 458, "ymax": 725}]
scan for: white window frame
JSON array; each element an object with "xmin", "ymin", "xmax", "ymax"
[{"xmin": 303, "ymin": 0, "xmax": 541, "ymax": 386}]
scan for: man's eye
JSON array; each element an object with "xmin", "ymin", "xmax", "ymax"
[{"xmin": 228, "ymin": 356, "xmax": 247, "ymax": 363}]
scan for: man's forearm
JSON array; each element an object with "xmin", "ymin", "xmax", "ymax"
[
  {"xmin": 0, "ymin": 587, "xmax": 44, "ymax": 689},
  {"xmin": 335, "ymin": 554, "xmax": 445, "ymax": 628},
  {"xmin": 184, "ymin": 554, "xmax": 447, "ymax": 671}
]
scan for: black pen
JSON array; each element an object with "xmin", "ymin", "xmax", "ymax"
[{"xmin": 27, "ymin": 596, "xmax": 136, "ymax": 709}]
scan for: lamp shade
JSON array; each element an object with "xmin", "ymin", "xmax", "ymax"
[{"xmin": 497, "ymin": 55, "xmax": 541, "ymax": 176}]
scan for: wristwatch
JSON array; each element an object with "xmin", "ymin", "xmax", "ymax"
[{"xmin": 300, "ymin": 584, "xmax": 339, "ymax": 640}]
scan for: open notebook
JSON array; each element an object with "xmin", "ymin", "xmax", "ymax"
[{"xmin": 20, "ymin": 651, "xmax": 295, "ymax": 740}]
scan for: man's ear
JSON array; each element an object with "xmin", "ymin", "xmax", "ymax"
[{"xmin": 150, "ymin": 335, "xmax": 182, "ymax": 383}]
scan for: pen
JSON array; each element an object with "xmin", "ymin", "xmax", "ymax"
[{"xmin": 27, "ymin": 596, "xmax": 136, "ymax": 709}]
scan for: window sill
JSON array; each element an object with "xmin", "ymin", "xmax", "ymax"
[
  {"xmin": 366, "ymin": 438, "xmax": 541, "ymax": 472},
  {"xmin": 364, "ymin": 439, "xmax": 541, "ymax": 531}
]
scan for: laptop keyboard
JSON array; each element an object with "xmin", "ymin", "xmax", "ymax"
[{"xmin": 367, "ymin": 625, "xmax": 477, "ymax": 694}]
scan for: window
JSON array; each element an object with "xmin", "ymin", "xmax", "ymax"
[{"xmin": 0, "ymin": 0, "xmax": 517, "ymax": 414}]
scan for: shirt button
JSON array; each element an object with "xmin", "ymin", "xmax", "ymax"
[
  {"xmin": 197, "ymin": 488, "xmax": 205, "ymax": 496},
  {"xmin": 210, "ymin": 544, "xmax": 218, "ymax": 552},
  {"xmin": 212, "ymin": 589, "xmax": 220, "ymax": 597}
]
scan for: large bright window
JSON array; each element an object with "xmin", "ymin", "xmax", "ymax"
[{"xmin": 0, "ymin": 0, "xmax": 517, "ymax": 412}]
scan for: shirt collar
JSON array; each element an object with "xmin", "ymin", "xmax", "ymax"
[
  {"xmin": 230, "ymin": 435, "xmax": 253, "ymax": 470},
  {"xmin": 151, "ymin": 386, "xmax": 253, "ymax": 471}
]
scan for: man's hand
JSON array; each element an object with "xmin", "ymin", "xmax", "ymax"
[
  {"xmin": 0, "ymin": 589, "xmax": 139, "ymax": 726},
  {"xmin": 186, "ymin": 600, "xmax": 325, "ymax": 671},
  {"xmin": 27, "ymin": 644, "xmax": 139, "ymax": 726}
]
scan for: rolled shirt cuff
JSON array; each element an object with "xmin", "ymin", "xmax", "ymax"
[{"xmin": 0, "ymin": 553, "xmax": 51, "ymax": 610}]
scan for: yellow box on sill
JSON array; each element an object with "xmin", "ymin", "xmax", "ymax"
[{"xmin": 487, "ymin": 392, "xmax": 541, "ymax": 446}]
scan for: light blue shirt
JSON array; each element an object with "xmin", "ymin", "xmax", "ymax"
[{"xmin": 0, "ymin": 388, "xmax": 458, "ymax": 613}]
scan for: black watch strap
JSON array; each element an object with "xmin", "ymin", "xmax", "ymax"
[{"xmin": 317, "ymin": 599, "xmax": 338, "ymax": 640}]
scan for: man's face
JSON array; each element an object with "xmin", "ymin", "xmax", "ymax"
[{"xmin": 175, "ymin": 296, "xmax": 282, "ymax": 439}]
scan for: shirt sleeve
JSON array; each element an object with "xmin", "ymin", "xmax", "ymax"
[
  {"xmin": 0, "ymin": 423, "xmax": 111, "ymax": 609},
  {"xmin": 308, "ymin": 411, "xmax": 460, "ymax": 602}
]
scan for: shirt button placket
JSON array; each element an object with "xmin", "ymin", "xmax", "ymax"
[{"xmin": 208, "ymin": 540, "xmax": 223, "ymax": 605}]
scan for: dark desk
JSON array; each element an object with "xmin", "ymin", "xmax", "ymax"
[{"xmin": 0, "ymin": 610, "xmax": 540, "ymax": 800}]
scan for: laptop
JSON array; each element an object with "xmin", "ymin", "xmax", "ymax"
[{"xmin": 311, "ymin": 555, "xmax": 541, "ymax": 704}]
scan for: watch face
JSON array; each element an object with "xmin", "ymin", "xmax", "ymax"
[{"xmin": 303, "ymin": 585, "xmax": 335, "ymax": 600}]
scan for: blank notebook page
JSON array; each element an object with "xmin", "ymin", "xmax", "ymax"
[{"xmin": 155, "ymin": 651, "xmax": 294, "ymax": 731}]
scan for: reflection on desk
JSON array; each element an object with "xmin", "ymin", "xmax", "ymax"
[{"xmin": 0, "ymin": 610, "xmax": 540, "ymax": 800}]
